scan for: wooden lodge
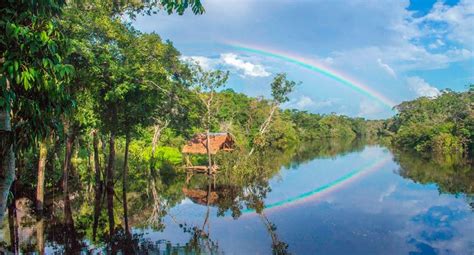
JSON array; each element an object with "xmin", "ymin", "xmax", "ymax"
[{"xmin": 182, "ymin": 132, "xmax": 235, "ymax": 179}]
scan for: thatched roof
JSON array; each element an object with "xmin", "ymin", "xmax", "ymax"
[{"xmin": 182, "ymin": 132, "xmax": 235, "ymax": 155}]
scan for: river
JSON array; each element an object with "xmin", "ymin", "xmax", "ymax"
[{"xmin": 1, "ymin": 142, "xmax": 473, "ymax": 254}]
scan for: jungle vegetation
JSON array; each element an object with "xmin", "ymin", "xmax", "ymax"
[
  {"xmin": 0, "ymin": 0, "xmax": 472, "ymax": 253},
  {"xmin": 377, "ymin": 88, "xmax": 473, "ymax": 160}
]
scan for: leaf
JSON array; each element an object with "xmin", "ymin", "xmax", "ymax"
[{"xmin": 40, "ymin": 31, "xmax": 48, "ymax": 43}]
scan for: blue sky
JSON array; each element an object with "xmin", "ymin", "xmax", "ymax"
[{"xmin": 133, "ymin": 0, "xmax": 473, "ymax": 119}]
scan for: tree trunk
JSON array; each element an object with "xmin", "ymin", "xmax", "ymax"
[
  {"xmin": 86, "ymin": 141, "xmax": 93, "ymax": 194},
  {"xmin": 36, "ymin": 139, "xmax": 48, "ymax": 213},
  {"xmin": 148, "ymin": 122, "xmax": 168, "ymax": 225},
  {"xmin": 101, "ymin": 135, "xmax": 108, "ymax": 169},
  {"xmin": 7, "ymin": 201, "xmax": 16, "ymax": 253},
  {"xmin": 259, "ymin": 104, "xmax": 277, "ymax": 135},
  {"xmin": 0, "ymin": 108, "xmax": 15, "ymax": 224},
  {"xmin": 249, "ymin": 104, "xmax": 278, "ymax": 156},
  {"xmin": 7, "ymin": 179, "xmax": 18, "ymax": 254},
  {"xmin": 149, "ymin": 121, "xmax": 169, "ymax": 173},
  {"xmin": 63, "ymin": 132, "xmax": 75, "ymax": 198},
  {"xmin": 202, "ymin": 178, "xmax": 212, "ymax": 231},
  {"xmin": 122, "ymin": 133, "xmax": 130, "ymax": 237},
  {"xmin": 64, "ymin": 192, "xmax": 79, "ymax": 253},
  {"xmin": 63, "ymin": 129, "xmax": 76, "ymax": 229},
  {"xmin": 206, "ymin": 102, "xmax": 212, "ymax": 175},
  {"xmin": 106, "ymin": 133, "xmax": 116, "ymax": 235},
  {"xmin": 259, "ymin": 212, "xmax": 288, "ymax": 254},
  {"xmin": 92, "ymin": 130, "xmax": 103, "ymax": 240},
  {"xmin": 36, "ymin": 217, "xmax": 45, "ymax": 255},
  {"xmin": 151, "ymin": 122, "xmax": 167, "ymax": 156}
]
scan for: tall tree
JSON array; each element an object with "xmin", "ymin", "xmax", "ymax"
[
  {"xmin": 0, "ymin": 0, "xmax": 73, "ymax": 222},
  {"xmin": 249, "ymin": 73, "xmax": 297, "ymax": 155},
  {"xmin": 191, "ymin": 64, "xmax": 229, "ymax": 174},
  {"xmin": 119, "ymin": 32, "xmax": 171, "ymax": 235}
]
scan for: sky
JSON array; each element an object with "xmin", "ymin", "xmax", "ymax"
[{"xmin": 132, "ymin": 0, "xmax": 474, "ymax": 119}]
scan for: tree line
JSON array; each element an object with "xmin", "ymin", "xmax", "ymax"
[{"xmin": 371, "ymin": 87, "xmax": 473, "ymax": 160}]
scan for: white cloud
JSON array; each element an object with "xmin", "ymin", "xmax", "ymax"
[
  {"xmin": 328, "ymin": 42, "xmax": 473, "ymax": 74},
  {"xmin": 390, "ymin": 44, "xmax": 472, "ymax": 70},
  {"xmin": 406, "ymin": 76, "xmax": 441, "ymax": 98},
  {"xmin": 180, "ymin": 56, "xmax": 216, "ymax": 70},
  {"xmin": 220, "ymin": 53, "xmax": 270, "ymax": 77},
  {"xmin": 324, "ymin": 0, "xmax": 473, "ymax": 73},
  {"xmin": 420, "ymin": 0, "xmax": 474, "ymax": 48},
  {"xmin": 377, "ymin": 58, "xmax": 396, "ymax": 77},
  {"xmin": 428, "ymin": 39, "xmax": 445, "ymax": 49},
  {"xmin": 295, "ymin": 96, "xmax": 315, "ymax": 109},
  {"xmin": 284, "ymin": 96, "xmax": 339, "ymax": 111},
  {"xmin": 182, "ymin": 54, "xmax": 270, "ymax": 78}
]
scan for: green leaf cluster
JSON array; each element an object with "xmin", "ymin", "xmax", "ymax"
[{"xmin": 388, "ymin": 89, "xmax": 473, "ymax": 158}]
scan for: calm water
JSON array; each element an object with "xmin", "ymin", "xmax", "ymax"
[{"xmin": 2, "ymin": 143, "xmax": 473, "ymax": 254}]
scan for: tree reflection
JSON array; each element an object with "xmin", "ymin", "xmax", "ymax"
[
  {"xmin": 36, "ymin": 217, "xmax": 45, "ymax": 255},
  {"xmin": 182, "ymin": 147, "xmax": 293, "ymax": 254},
  {"xmin": 394, "ymin": 149, "xmax": 473, "ymax": 211},
  {"xmin": 394, "ymin": 149, "xmax": 473, "ymax": 196},
  {"xmin": 259, "ymin": 212, "xmax": 290, "ymax": 255},
  {"xmin": 0, "ymin": 139, "xmax": 402, "ymax": 253},
  {"xmin": 241, "ymin": 173, "xmax": 290, "ymax": 255},
  {"xmin": 290, "ymin": 138, "xmax": 366, "ymax": 167}
]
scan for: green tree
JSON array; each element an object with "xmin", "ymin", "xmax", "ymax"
[
  {"xmin": 191, "ymin": 64, "xmax": 229, "ymax": 173},
  {"xmin": 249, "ymin": 73, "xmax": 298, "ymax": 155},
  {"xmin": 389, "ymin": 89, "xmax": 472, "ymax": 158},
  {"xmin": 0, "ymin": 0, "xmax": 73, "ymax": 222}
]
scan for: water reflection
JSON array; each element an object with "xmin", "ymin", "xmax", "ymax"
[
  {"xmin": 290, "ymin": 138, "xmax": 366, "ymax": 166},
  {"xmin": 394, "ymin": 149, "xmax": 473, "ymax": 197},
  {"xmin": 0, "ymin": 140, "xmax": 473, "ymax": 254},
  {"xmin": 181, "ymin": 146, "xmax": 293, "ymax": 254}
]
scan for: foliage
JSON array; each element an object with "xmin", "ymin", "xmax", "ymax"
[
  {"xmin": 105, "ymin": 0, "xmax": 205, "ymax": 17},
  {"xmin": 190, "ymin": 63, "xmax": 229, "ymax": 135},
  {"xmin": 285, "ymin": 110, "xmax": 368, "ymax": 141},
  {"xmin": 1, "ymin": 0, "xmax": 74, "ymax": 150},
  {"xmin": 270, "ymin": 73, "xmax": 298, "ymax": 104},
  {"xmin": 387, "ymin": 89, "xmax": 473, "ymax": 158}
]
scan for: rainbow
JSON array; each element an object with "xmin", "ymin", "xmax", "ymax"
[
  {"xmin": 239, "ymin": 156, "xmax": 391, "ymax": 215},
  {"xmin": 224, "ymin": 42, "xmax": 397, "ymax": 109}
]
